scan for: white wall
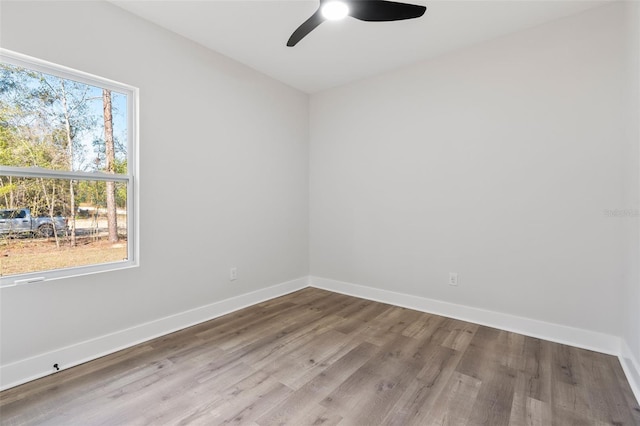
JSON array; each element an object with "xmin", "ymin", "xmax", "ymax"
[
  {"xmin": 0, "ymin": 1, "xmax": 309, "ymax": 385},
  {"xmin": 2, "ymin": 0, "xmax": 639, "ymax": 397},
  {"xmin": 310, "ymin": 3, "xmax": 633, "ymax": 338},
  {"xmin": 622, "ymin": 0, "xmax": 640, "ymax": 394}
]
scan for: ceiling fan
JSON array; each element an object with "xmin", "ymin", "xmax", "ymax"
[{"xmin": 287, "ymin": 0, "xmax": 427, "ymax": 47}]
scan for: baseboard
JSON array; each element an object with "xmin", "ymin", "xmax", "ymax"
[
  {"xmin": 4, "ymin": 275, "xmax": 637, "ymax": 404},
  {"xmin": 0, "ymin": 276, "xmax": 309, "ymax": 391},
  {"xmin": 620, "ymin": 341, "xmax": 640, "ymax": 404},
  {"xmin": 310, "ymin": 276, "xmax": 621, "ymax": 356}
]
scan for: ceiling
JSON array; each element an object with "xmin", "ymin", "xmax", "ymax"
[{"xmin": 111, "ymin": 0, "xmax": 610, "ymax": 93}]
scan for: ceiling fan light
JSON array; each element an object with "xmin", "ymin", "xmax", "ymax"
[{"xmin": 321, "ymin": 1, "xmax": 349, "ymax": 20}]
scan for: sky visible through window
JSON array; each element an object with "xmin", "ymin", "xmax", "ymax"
[
  {"xmin": 1, "ymin": 63, "xmax": 128, "ymax": 173},
  {"xmin": 1, "ymin": 59, "xmax": 134, "ymax": 279}
]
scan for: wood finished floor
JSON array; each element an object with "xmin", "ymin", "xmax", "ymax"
[{"xmin": 1, "ymin": 288, "xmax": 639, "ymax": 425}]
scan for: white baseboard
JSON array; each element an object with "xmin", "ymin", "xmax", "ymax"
[
  {"xmin": 620, "ymin": 341, "xmax": 640, "ymax": 404},
  {"xmin": 310, "ymin": 276, "xmax": 621, "ymax": 356},
  {"xmin": 0, "ymin": 276, "xmax": 309, "ymax": 391},
  {"xmin": 311, "ymin": 276, "xmax": 640, "ymax": 403},
  {"xmin": 4, "ymin": 274, "xmax": 638, "ymax": 406}
]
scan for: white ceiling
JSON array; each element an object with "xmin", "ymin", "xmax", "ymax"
[{"xmin": 112, "ymin": 0, "xmax": 610, "ymax": 93}]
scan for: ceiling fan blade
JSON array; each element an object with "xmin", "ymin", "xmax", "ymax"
[
  {"xmin": 287, "ymin": 9, "xmax": 325, "ymax": 47},
  {"xmin": 349, "ymin": 0, "xmax": 426, "ymax": 22}
]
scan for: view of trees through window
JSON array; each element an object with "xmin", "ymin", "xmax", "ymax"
[{"xmin": 1, "ymin": 60, "xmax": 132, "ymax": 278}]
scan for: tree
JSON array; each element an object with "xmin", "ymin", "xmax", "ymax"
[
  {"xmin": 58, "ymin": 79, "xmax": 78, "ymax": 246},
  {"xmin": 1, "ymin": 63, "xmax": 128, "ymax": 247},
  {"xmin": 103, "ymin": 89, "xmax": 118, "ymax": 243},
  {"xmin": 1, "ymin": 64, "xmax": 97, "ymax": 245}
]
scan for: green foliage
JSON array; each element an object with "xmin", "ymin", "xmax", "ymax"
[
  {"xmin": 75, "ymin": 179, "xmax": 127, "ymax": 209},
  {"xmin": 0, "ymin": 63, "xmax": 128, "ymax": 217},
  {"xmin": 0, "ymin": 182, "xmax": 16, "ymax": 197}
]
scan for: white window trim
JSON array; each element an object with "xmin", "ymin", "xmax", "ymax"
[{"xmin": 0, "ymin": 48, "xmax": 140, "ymax": 287}]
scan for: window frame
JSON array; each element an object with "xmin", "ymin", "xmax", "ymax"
[{"xmin": 0, "ymin": 48, "xmax": 139, "ymax": 287}]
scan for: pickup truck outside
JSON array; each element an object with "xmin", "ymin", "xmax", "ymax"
[{"xmin": 0, "ymin": 208, "xmax": 68, "ymax": 238}]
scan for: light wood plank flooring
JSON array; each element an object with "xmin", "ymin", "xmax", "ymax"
[{"xmin": 1, "ymin": 288, "xmax": 639, "ymax": 425}]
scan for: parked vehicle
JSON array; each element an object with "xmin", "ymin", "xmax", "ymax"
[{"xmin": 0, "ymin": 208, "xmax": 67, "ymax": 238}]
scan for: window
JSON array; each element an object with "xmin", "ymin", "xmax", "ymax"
[{"xmin": 0, "ymin": 49, "xmax": 138, "ymax": 285}]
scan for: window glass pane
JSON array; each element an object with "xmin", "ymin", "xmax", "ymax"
[
  {"xmin": 0, "ymin": 63, "xmax": 128, "ymax": 174},
  {"xmin": 0, "ymin": 176, "xmax": 128, "ymax": 277}
]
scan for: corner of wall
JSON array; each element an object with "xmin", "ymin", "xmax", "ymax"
[{"xmin": 621, "ymin": 340, "xmax": 640, "ymax": 404}]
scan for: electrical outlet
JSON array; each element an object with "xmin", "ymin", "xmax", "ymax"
[
  {"xmin": 449, "ymin": 272, "xmax": 458, "ymax": 286},
  {"xmin": 229, "ymin": 267, "xmax": 237, "ymax": 281}
]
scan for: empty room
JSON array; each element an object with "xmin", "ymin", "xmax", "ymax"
[{"xmin": 1, "ymin": 0, "xmax": 639, "ymax": 424}]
